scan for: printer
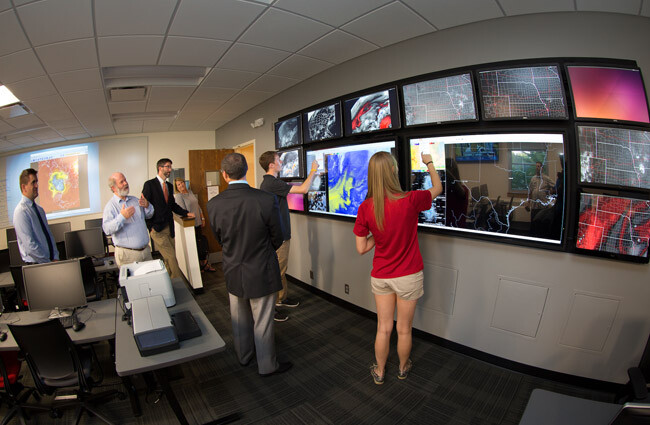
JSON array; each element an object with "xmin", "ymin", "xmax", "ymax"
[
  {"xmin": 119, "ymin": 259, "xmax": 176, "ymax": 308},
  {"xmin": 131, "ymin": 295, "xmax": 179, "ymax": 356}
]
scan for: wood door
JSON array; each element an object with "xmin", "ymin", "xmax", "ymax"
[{"xmin": 235, "ymin": 143, "xmax": 255, "ymax": 186}]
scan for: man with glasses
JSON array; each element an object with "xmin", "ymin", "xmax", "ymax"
[{"xmin": 142, "ymin": 158, "xmax": 194, "ymax": 279}]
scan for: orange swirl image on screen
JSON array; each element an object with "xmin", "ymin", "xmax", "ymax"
[{"xmin": 38, "ymin": 156, "xmax": 80, "ymax": 213}]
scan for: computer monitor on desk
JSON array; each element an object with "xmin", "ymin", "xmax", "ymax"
[
  {"xmin": 65, "ymin": 228, "xmax": 105, "ymax": 261},
  {"xmin": 22, "ymin": 259, "xmax": 88, "ymax": 325}
]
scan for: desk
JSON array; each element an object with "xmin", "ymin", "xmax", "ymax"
[
  {"xmin": 0, "ymin": 272, "xmax": 14, "ymax": 289},
  {"xmin": 0, "ymin": 298, "xmax": 117, "ymax": 350},
  {"xmin": 115, "ymin": 278, "xmax": 227, "ymax": 424}
]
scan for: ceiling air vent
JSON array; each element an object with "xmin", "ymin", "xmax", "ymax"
[
  {"xmin": 109, "ymin": 87, "xmax": 147, "ymax": 102},
  {"xmin": 0, "ymin": 103, "xmax": 31, "ymax": 119}
]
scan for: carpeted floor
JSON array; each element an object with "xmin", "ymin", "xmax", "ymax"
[{"xmin": 0, "ymin": 263, "xmax": 616, "ymax": 424}]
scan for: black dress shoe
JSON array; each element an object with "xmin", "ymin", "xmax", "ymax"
[
  {"xmin": 239, "ymin": 358, "xmax": 253, "ymax": 367},
  {"xmin": 259, "ymin": 361, "xmax": 293, "ymax": 377}
]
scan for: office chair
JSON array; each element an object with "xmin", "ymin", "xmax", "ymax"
[
  {"xmin": 79, "ymin": 257, "xmax": 102, "ymax": 302},
  {"xmin": 8, "ymin": 320, "xmax": 123, "ymax": 425},
  {"xmin": 0, "ymin": 351, "xmax": 49, "ymax": 425}
]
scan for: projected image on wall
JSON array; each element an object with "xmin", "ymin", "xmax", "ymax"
[{"xmin": 306, "ymin": 141, "xmax": 396, "ymax": 218}]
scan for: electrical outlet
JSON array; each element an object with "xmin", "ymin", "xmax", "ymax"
[
  {"xmin": 310, "ymin": 270, "xmax": 314, "ymax": 279},
  {"xmin": 344, "ymin": 284, "xmax": 349, "ymax": 294}
]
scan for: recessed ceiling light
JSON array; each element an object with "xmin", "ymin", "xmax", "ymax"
[{"xmin": 0, "ymin": 85, "xmax": 20, "ymax": 108}]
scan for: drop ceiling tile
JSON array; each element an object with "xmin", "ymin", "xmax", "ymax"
[
  {"xmin": 342, "ymin": 2, "xmax": 434, "ymax": 47},
  {"xmin": 56, "ymin": 126, "xmax": 86, "ymax": 136},
  {"xmin": 5, "ymin": 76, "xmax": 57, "ymax": 100},
  {"xmin": 108, "ymin": 101, "xmax": 147, "ymax": 114},
  {"xmin": 35, "ymin": 38, "xmax": 98, "ymax": 74},
  {"xmin": 0, "ymin": 120, "xmax": 13, "ymax": 133},
  {"xmin": 12, "ymin": 0, "xmax": 36, "ymax": 6},
  {"xmin": 0, "ymin": 10, "xmax": 31, "ymax": 56},
  {"xmin": 113, "ymin": 120, "xmax": 144, "ymax": 134},
  {"xmin": 159, "ymin": 37, "xmax": 231, "ymax": 67},
  {"xmin": 95, "ymin": 0, "xmax": 177, "ymax": 36},
  {"xmin": 62, "ymin": 89, "xmax": 113, "ymax": 132},
  {"xmin": 23, "ymin": 94, "xmax": 67, "ymax": 114},
  {"xmin": 47, "ymin": 118, "xmax": 81, "ymax": 129},
  {"xmin": 169, "ymin": 0, "xmax": 265, "ymax": 40},
  {"xmin": 191, "ymin": 87, "xmax": 239, "ymax": 102},
  {"xmin": 239, "ymin": 8, "xmax": 333, "ymax": 52},
  {"xmin": 643, "ymin": 1, "xmax": 650, "ymax": 16},
  {"xmin": 65, "ymin": 133, "xmax": 91, "ymax": 141},
  {"xmin": 216, "ymin": 43, "xmax": 290, "ymax": 73},
  {"xmin": 50, "ymin": 68, "xmax": 103, "ymax": 93},
  {"xmin": 177, "ymin": 105, "xmax": 219, "ymax": 122},
  {"xmin": 29, "ymin": 128, "xmax": 63, "ymax": 141},
  {"xmin": 201, "ymin": 69, "xmax": 261, "ymax": 89},
  {"xmin": 0, "ymin": 141, "xmax": 17, "ymax": 152},
  {"xmin": 6, "ymin": 134, "xmax": 38, "ymax": 145},
  {"xmin": 576, "ymin": 0, "xmax": 641, "ymax": 13},
  {"xmin": 298, "ymin": 30, "xmax": 377, "ymax": 64},
  {"xmin": 142, "ymin": 120, "xmax": 172, "ymax": 133},
  {"xmin": 0, "ymin": 49, "xmax": 45, "ymax": 84},
  {"xmin": 220, "ymin": 89, "xmax": 274, "ymax": 112},
  {"xmin": 0, "ymin": 0, "xmax": 12, "ymax": 12},
  {"xmin": 246, "ymin": 74, "xmax": 300, "ymax": 93},
  {"xmin": 401, "ymin": 0, "xmax": 503, "ymax": 30},
  {"xmin": 17, "ymin": 0, "xmax": 93, "ymax": 46},
  {"xmin": 34, "ymin": 107, "xmax": 76, "ymax": 122},
  {"xmin": 169, "ymin": 121, "xmax": 201, "ymax": 131},
  {"xmin": 97, "ymin": 36, "xmax": 164, "ymax": 67},
  {"xmin": 268, "ymin": 54, "xmax": 332, "ymax": 79},
  {"xmin": 499, "ymin": 0, "xmax": 574, "ymax": 15},
  {"xmin": 274, "ymin": 0, "xmax": 392, "ymax": 27},
  {"xmin": 148, "ymin": 86, "xmax": 195, "ymax": 103},
  {"xmin": 5, "ymin": 113, "xmax": 43, "ymax": 129}
]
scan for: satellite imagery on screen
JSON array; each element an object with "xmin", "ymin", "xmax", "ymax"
[
  {"xmin": 304, "ymin": 103, "xmax": 341, "ymax": 143},
  {"xmin": 275, "ymin": 116, "xmax": 301, "ymax": 149},
  {"xmin": 577, "ymin": 193, "xmax": 650, "ymax": 258},
  {"xmin": 578, "ymin": 126, "xmax": 650, "ymax": 189},
  {"xmin": 479, "ymin": 66, "xmax": 568, "ymax": 119},
  {"xmin": 347, "ymin": 90, "xmax": 392, "ymax": 134},
  {"xmin": 403, "ymin": 73, "xmax": 476, "ymax": 125},
  {"xmin": 279, "ymin": 149, "xmax": 301, "ymax": 179}
]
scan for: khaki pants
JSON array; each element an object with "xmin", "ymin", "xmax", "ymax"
[
  {"xmin": 150, "ymin": 226, "xmax": 182, "ymax": 279},
  {"xmin": 275, "ymin": 239, "xmax": 290, "ymax": 302},
  {"xmin": 114, "ymin": 245, "xmax": 152, "ymax": 268}
]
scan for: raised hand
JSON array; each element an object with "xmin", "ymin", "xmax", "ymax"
[{"xmin": 121, "ymin": 202, "xmax": 135, "ymax": 219}]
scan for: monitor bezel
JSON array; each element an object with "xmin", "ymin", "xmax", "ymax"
[
  {"xmin": 401, "ymin": 70, "xmax": 479, "ymax": 127},
  {"xmin": 286, "ymin": 181, "xmax": 307, "ymax": 213},
  {"xmin": 343, "ymin": 86, "xmax": 401, "ymax": 137},
  {"xmin": 278, "ymin": 147, "xmax": 304, "ymax": 180},
  {"xmin": 565, "ymin": 62, "xmax": 650, "ymax": 126},
  {"xmin": 274, "ymin": 115, "xmax": 302, "ymax": 150},
  {"xmin": 476, "ymin": 62, "xmax": 569, "ymax": 122},
  {"xmin": 64, "ymin": 227, "xmax": 105, "ymax": 259},
  {"xmin": 22, "ymin": 258, "xmax": 88, "ymax": 312},
  {"xmin": 302, "ymin": 101, "xmax": 343, "ymax": 144}
]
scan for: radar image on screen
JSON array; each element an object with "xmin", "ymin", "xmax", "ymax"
[
  {"xmin": 577, "ymin": 193, "xmax": 650, "ymax": 258},
  {"xmin": 304, "ymin": 103, "xmax": 342, "ymax": 143},
  {"xmin": 403, "ymin": 73, "xmax": 476, "ymax": 125},
  {"xmin": 479, "ymin": 66, "xmax": 568, "ymax": 119},
  {"xmin": 306, "ymin": 141, "xmax": 395, "ymax": 217},
  {"xmin": 274, "ymin": 116, "xmax": 301, "ymax": 149},
  {"xmin": 578, "ymin": 126, "xmax": 650, "ymax": 189}
]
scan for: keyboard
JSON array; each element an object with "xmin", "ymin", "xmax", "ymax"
[{"xmin": 59, "ymin": 316, "xmax": 74, "ymax": 329}]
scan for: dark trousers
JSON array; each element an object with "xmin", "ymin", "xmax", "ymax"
[{"xmin": 194, "ymin": 226, "xmax": 209, "ymax": 262}]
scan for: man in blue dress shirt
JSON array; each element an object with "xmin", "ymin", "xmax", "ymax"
[
  {"xmin": 13, "ymin": 168, "xmax": 59, "ymax": 263},
  {"xmin": 102, "ymin": 172, "xmax": 154, "ymax": 267}
]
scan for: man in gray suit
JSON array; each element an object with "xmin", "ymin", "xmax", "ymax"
[{"xmin": 207, "ymin": 153, "xmax": 292, "ymax": 376}]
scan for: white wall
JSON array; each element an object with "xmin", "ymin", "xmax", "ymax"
[
  {"xmin": 1, "ymin": 130, "xmax": 215, "ymax": 249},
  {"xmin": 214, "ymin": 12, "xmax": 650, "ymax": 384}
]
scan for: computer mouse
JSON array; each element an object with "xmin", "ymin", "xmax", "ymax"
[
  {"xmin": 0, "ymin": 331, "xmax": 7, "ymax": 342},
  {"xmin": 72, "ymin": 321, "xmax": 85, "ymax": 332}
]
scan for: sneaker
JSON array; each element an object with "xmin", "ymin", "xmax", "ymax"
[
  {"xmin": 370, "ymin": 364, "xmax": 384, "ymax": 385},
  {"xmin": 397, "ymin": 359, "xmax": 412, "ymax": 380},
  {"xmin": 276, "ymin": 298, "xmax": 300, "ymax": 308},
  {"xmin": 274, "ymin": 311, "xmax": 289, "ymax": 322}
]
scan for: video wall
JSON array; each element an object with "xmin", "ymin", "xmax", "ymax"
[{"xmin": 273, "ymin": 58, "xmax": 650, "ymax": 263}]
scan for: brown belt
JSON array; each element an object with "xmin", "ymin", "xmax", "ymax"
[{"xmin": 115, "ymin": 245, "xmax": 147, "ymax": 251}]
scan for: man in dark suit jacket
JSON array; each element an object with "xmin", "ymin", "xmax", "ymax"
[
  {"xmin": 207, "ymin": 153, "xmax": 292, "ymax": 376},
  {"xmin": 142, "ymin": 158, "xmax": 193, "ymax": 279}
]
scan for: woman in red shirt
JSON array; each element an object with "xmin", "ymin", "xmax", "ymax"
[{"xmin": 354, "ymin": 151, "xmax": 442, "ymax": 384}]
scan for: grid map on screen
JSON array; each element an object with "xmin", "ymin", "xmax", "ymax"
[
  {"xmin": 578, "ymin": 126, "xmax": 650, "ymax": 189},
  {"xmin": 403, "ymin": 73, "xmax": 476, "ymax": 125},
  {"xmin": 479, "ymin": 66, "xmax": 567, "ymax": 119},
  {"xmin": 577, "ymin": 193, "xmax": 650, "ymax": 258}
]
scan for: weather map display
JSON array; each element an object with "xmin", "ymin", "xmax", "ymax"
[
  {"xmin": 274, "ymin": 116, "xmax": 302, "ymax": 149},
  {"xmin": 568, "ymin": 66, "xmax": 650, "ymax": 124},
  {"xmin": 403, "ymin": 73, "xmax": 477, "ymax": 125},
  {"xmin": 344, "ymin": 88, "xmax": 400, "ymax": 136},
  {"xmin": 303, "ymin": 102, "xmax": 342, "ymax": 143},
  {"xmin": 478, "ymin": 65, "xmax": 568, "ymax": 120},
  {"xmin": 577, "ymin": 193, "xmax": 650, "ymax": 260},
  {"xmin": 279, "ymin": 148, "xmax": 302, "ymax": 179},
  {"xmin": 30, "ymin": 145, "xmax": 90, "ymax": 215},
  {"xmin": 578, "ymin": 126, "xmax": 650, "ymax": 190},
  {"xmin": 410, "ymin": 133, "xmax": 566, "ymax": 244},
  {"xmin": 306, "ymin": 141, "xmax": 395, "ymax": 217}
]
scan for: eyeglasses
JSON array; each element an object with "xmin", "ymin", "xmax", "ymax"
[{"xmin": 162, "ymin": 165, "xmax": 172, "ymax": 169}]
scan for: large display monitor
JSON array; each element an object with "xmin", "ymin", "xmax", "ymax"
[
  {"xmin": 22, "ymin": 259, "xmax": 88, "ymax": 312},
  {"xmin": 306, "ymin": 140, "xmax": 396, "ymax": 218},
  {"xmin": 278, "ymin": 148, "xmax": 303, "ymax": 179},
  {"xmin": 576, "ymin": 192, "xmax": 650, "ymax": 262},
  {"xmin": 287, "ymin": 182, "xmax": 305, "ymax": 212},
  {"xmin": 567, "ymin": 65, "xmax": 650, "ymax": 124},
  {"xmin": 578, "ymin": 125, "xmax": 650, "ymax": 190},
  {"xmin": 64, "ymin": 228, "xmax": 105, "ymax": 259},
  {"xmin": 402, "ymin": 73, "xmax": 477, "ymax": 126},
  {"xmin": 302, "ymin": 102, "xmax": 342, "ymax": 143},
  {"xmin": 343, "ymin": 87, "xmax": 400, "ymax": 136},
  {"xmin": 478, "ymin": 65, "xmax": 568, "ymax": 120},
  {"xmin": 274, "ymin": 116, "xmax": 302, "ymax": 149},
  {"xmin": 409, "ymin": 133, "xmax": 566, "ymax": 244}
]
